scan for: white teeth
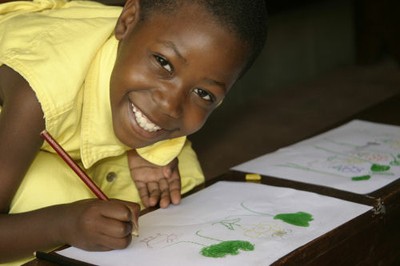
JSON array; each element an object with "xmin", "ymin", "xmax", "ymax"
[{"xmin": 131, "ymin": 103, "xmax": 161, "ymax": 132}]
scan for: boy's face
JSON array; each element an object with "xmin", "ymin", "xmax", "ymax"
[{"xmin": 110, "ymin": 1, "xmax": 249, "ymax": 149}]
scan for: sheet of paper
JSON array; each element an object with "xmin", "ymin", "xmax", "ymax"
[
  {"xmin": 58, "ymin": 181, "xmax": 371, "ymax": 265},
  {"xmin": 233, "ymin": 120, "xmax": 400, "ymax": 194}
]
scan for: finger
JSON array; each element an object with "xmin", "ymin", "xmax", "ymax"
[
  {"xmin": 158, "ymin": 178, "xmax": 171, "ymax": 208},
  {"xmin": 163, "ymin": 158, "xmax": 178, "ymax": 179},
  {"xmin": 103, "ymin": 234, "xmax": 132, "ymax": 250},
  {"xmin": 168, "ymin": 171, "xmax": 181, "ymax": 205},
  {"xmin": 95, "ymin": 213, "xmax": 133, "ymax": 239},
  {"xmin": 98, "ymin": 201, "xmax": 140, "ymax": 238},
  {"xmin": 95, "ymin": 228, "xmax": 133, "ymax": 250},
  {"xmin": 135, "ymin": 181, "xmax": 151, "ymax": 207},
  {"xmin": 124, "ymin": 202, "xmax": 140, "ymax": 237},
  {"xmin": 162, "ymin": 166, "xmax": 172, "ymax": 178},
  {"xmin": 147, "ymin": 181, "xmax": 161, "ymax": 207},
  {"xmin": 98, "ymin": 201, "xmax": 137, "ymax": 237},
  {"xmin": 99, "ymin": 200, "xmax": 133, "ymax": 222}
]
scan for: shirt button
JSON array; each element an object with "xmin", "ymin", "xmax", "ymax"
[{"xmin": 106, "ymin": 172, "xmax": 117, "ymax": 182}]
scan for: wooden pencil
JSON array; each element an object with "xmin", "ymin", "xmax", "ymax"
[
  {"xmin": 40, "ymin": 130, "xmax": 139, "ymax": 236},
  {"xmin": 40, "ymin": 130, "xmax": 109, "ymax": 200}
]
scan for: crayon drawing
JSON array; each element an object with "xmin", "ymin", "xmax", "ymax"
[
  {"xmin": 233, "ymin": 120, "xmax": 400, "ymax": 194},
  {"xmin": 58, "ymin": 181, "xmax": 371, "ymax": 266},
  {"xmin": 138, "ymin": 200, "xmax": 313, "ymax": 259}
]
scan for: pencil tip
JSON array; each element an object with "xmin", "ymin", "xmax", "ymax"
[{"xmin": 132, "ymin": 229, "xmax": 139, "ymax": 237}]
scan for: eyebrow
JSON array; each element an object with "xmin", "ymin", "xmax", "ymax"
[
  {"xmin": 204, "ymin": 79, "xmax": 227, "ymax": 92},
  {"xmin": 158, "ymin": 39, "xmax": 187, "ymax": 64}
]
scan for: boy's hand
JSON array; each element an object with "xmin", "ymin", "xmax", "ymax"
[
  {"xmin": 127, "ymin": 149, "xmax": 181, "ymax": 208},
  {"xmin": 61, "ymin": 199, "xmax": 139, "ymax": 251}
]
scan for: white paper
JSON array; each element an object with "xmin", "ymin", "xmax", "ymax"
[
  {"xmin": 58, "ymin": 181, "xmax": 371, "ymax": 265},
  {"xmin": 233, "ymin": 120, "xmax": 400, "ymax": 194}
]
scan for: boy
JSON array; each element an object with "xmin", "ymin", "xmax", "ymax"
[{"xmin": 0, "ymin": 0, "xmax": 268, "ymax": 264}]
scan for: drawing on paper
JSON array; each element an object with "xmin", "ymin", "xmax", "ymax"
[
  {"xmin": 240, "ymin": 202, "xmax": 314, "ymax": 227},
  {"xmin": 139, "ymin": 201, "xmax": 313, "ymax": 258},
  {"xmin": 273, "ymin": 212, "xmax": 313, "ymax": 227},
  {"xmin": 200, "ymin": 240, "xmax": 255, "ymax": 258},
  {"xmin": 277, "ymin": 135, "xmax": 400, "ymax": 182}
]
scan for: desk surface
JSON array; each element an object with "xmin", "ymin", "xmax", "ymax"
[{"xmin": 25, "ymin": 94, "xmax": 400, "ymax": 265}]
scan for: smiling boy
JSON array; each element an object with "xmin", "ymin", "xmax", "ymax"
[{"xmin": 0, "ymin": 0, "xmax": 267, "ymax": 264}]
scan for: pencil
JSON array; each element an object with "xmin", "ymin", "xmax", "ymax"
[
  {"xmin": 40, "ymin": 130, "xmax": 139, "ymax": 236},
  {"xmin": 40, "ymin": 130, "xmax": 109, "ymax": 200},
  {"xmin": 34, "ymin": 251, "xmax": 96, "ymax": 266}
]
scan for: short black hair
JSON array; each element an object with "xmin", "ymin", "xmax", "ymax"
[{"xmin": 139, "ymin": 0, "xmax": 268, "ymax": 75}]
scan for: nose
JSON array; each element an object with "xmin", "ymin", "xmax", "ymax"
[{"xmin": 152, "ymin": 83, "xmax": 185, "ymax": 119}]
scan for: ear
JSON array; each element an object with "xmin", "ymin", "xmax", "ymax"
[{"xmin": 114, "ymin": 0, "xmax": 141, "ymax": 40}]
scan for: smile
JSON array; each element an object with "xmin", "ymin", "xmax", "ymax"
[{"xmin": 131, "ymin": 103, "xmax": 162, "ymax": 133}]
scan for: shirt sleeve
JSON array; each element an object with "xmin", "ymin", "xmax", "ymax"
[
  {"xmin": 136, "ymin": 136, "xmax": 187, "ymax": 166},
  {"xmin": 177, "ymin": 139, "xmax": 205, "ymax": 193}
]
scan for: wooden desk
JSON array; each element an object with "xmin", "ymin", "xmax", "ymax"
[
  {"xmin": 25, "ymin": 94, "xmax": 400, "ymax": 265},
  {"xmin": 216, "ymin": 94, "xmax": 400, "ymax": 265}
]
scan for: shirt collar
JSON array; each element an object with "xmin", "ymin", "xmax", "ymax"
[{"xmin": 80, "ymin": 36, "xmax": 128, "ymax": 169}]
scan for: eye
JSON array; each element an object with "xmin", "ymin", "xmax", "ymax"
[
  {"xmin": 194, "ymin": 88, "xmax": 215, "ymax": 102},
  {"xmin": 154, "ymin": 54, "xmax": 173, "ymax": 73}
]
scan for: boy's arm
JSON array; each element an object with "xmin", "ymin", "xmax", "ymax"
[
  {"xmin": 0, "ymin": 65, "xmax": 45, "ymax": 213},
  {"xmin": 128, "ymin": 149, "xmax": 181, "ymax": 208},
  {"xmin": 0, "ymin": 199, "xmax": 139, "ymax": 261},
  {"xmin": 0, "ymin": 65, "xmax": 139, "ymax": 262}
]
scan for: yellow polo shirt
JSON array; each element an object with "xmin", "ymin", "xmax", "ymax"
[{"xmin": 0, "ymin": 1, "xmax": 204, "ymax": 264}]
